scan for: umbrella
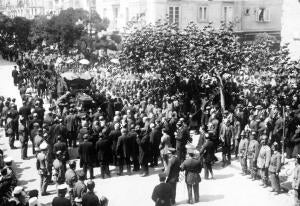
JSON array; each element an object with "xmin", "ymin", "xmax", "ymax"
[
  {"xmin": 79, "ymin": 59, "xmax": 90, "ymax": 65},
  {"xmin": 110, "ymin": 58, "xmax": 120, "ymax": 64},
  {"xmin": 66, "ymin": 59, "xmax": 74, "ymax": 64}
]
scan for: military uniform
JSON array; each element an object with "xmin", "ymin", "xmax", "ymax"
[
  {"xmin": 293, "ymin": 162, "xmax": 300, "ymax": 205},
  {"xmin": 238, "ymin": 137, "xmax": 249, "ymax": 175},
  {"xmin": 180, "ymin": 155, "xmax": 202, "ymax": 204},
  {"xmin": 257, "ymin": 145, "xmax": 271, "ymax": 186},
  {"xmin": 247, "ymin": 139, "xmax": 260, "ymax": 180},
  {"xmin": 268, "ymin": 151, "xmax": 281, "ymax": 193}
]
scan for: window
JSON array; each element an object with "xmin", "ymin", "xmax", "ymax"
[
  {"xmin": 256, "ymin": 8, "xmax": 270, "ymax": 22},
  {"xmin": 244, "ymin": 8, "xmax": 250, "ymax": 16},
  {"xmin": 198, "ymin": 6, "xmax": 208, "ymax": 22},
  {"xmin": 223, "ymin": 6, "xmax": 233, "ymax": 25},
  {"xmin": 169, "ymin": 6, "xmax": 180, "ymax": 25}
]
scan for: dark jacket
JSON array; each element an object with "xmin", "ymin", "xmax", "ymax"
[
  {"xmin": 180, "ymin": 157, "xmax": 202, "ymax": 185},
  {"xmin": 200, "ymin": 139, "xmax": 215, "ymax": 163},
  {"xmin": 82, "ymin": 191, "xmax": 100, "ymax": 206},
  {"xmin": 78, "ymin": 141, "xmax": 94, "ymax": 165},
  {"xmin": 52, "ymin": 196, "xmax": 72, "ymax": 206},
  {"xmin": 116, "ymin": 134, "xmax": 132, "ymax": 158},
  {"xmin": 166, "ymin": 155, "xmax": 181, "ymax": 183},
  {"xmin": 96, "ymin": 137, "xmax": 112, "ymax": 164},
  {"xmin": 151, "ymin": 182, "xmax": 172, "ymax": 206}
]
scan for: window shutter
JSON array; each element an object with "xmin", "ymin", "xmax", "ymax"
[{"xmin": 265, "ymin": 8, "xmax": 271, "ymax": 21}]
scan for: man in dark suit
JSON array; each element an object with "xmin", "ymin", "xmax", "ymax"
[
  {"xmin": 96, "ymin": 133, "xmax": 112, "ymax": 179},
  {"xmin": 64, "ymin": 109, "xmax": 77, "ymax": 147},
  {"xmin": 78, "ymin": 134, "xmax": 94, "ymax": 179},
  {"xmin": 150, "ymin": 123, "xmax": 163, "ymax": 167},
  {"xmin": 180, "ymin": 147, "xmax": 202, "ymax": 204},
  {"xmin": 165, "ymin": 148, "xmax": 180, "ymax": 205},
  {"xmin": 53, "ymin": 135, "xmax": 69, "ymax": 162},
  {"xmin": 116, "ymin": 128, "xmax": 132, "ymax": 175},
  {"xmin": 52, "ymin": 184, "xmax": 71, "ymax": 206},
  {"xmin": 152, "ymin": 173, "xmax": 172, "ymax": 206},
  {"xmin": 199, "ymin": 131, "xmax": 215, "ymax": 179},
  {"xmin": 82, "ymin": 180, "xmax": 100, "ymax": 206}
]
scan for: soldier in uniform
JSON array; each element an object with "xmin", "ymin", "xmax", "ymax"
[
  {"xmin": 268, "ymin": 142, "xmax": 281, "ymax": 195},
  {"xmin": 293, "ymin": 155, "xmax": 300, "ymax": 206},
  {"xmin": 151, "ymin": 173, "xmax": 172, "ymax": 206},
  {"xmin": 180, "ymin": 147, "xmax": 202, "ymax": 204},
  {"xmin": 247, "ymin": 132, "xmax": 260, "ymax": 180},
  {"xmin": 65, "ymin": 160, "xmax": 78, "ymax": 206},
  {"xmin": 238, "ymin": 131, "xmax": 249, "ymax": 175},
  {"xmin": 165, "ymin": 148, "xmax": 180, "ymax": 205},
  {"xmin": 36, "ymin": 142, "xmax": 50, "ymax": 196},
  {"xmin": 257, "ymin": 135, "xmax": 271, "ymax": 187}
]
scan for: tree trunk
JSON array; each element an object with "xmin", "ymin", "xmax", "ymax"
[{"xmin": 215, "ymin": 72, "xmax": 225, "ymax": 112}]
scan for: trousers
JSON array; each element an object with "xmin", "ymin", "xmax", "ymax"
[
  {"xmin": 269, "ymin": 172, "xmax": 280, "ymax": 192},
  {"xmin": 186, "ymin": 183, "xmax": 199, "ymax": 203}
]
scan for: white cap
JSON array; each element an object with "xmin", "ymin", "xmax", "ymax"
[
  {"xmin": 57, "ymin": 184, "xmax": 68, "ymax": 191},
  {"xmin": 4, "ymin": 156, "xmax": 13, "ymax": 163},
  {"xmin": 12, "ymin": 186, "xmax": 23, "ymax": 195},
  {"xmin": 28, "ymin": 197, "xmax": 38, "ymax": 206},
  {"xmin": 40, "ymin": 142, "xmax": 48, "ymax": 150}
]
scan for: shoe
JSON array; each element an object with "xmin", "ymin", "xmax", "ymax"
[
  {"xmin": 274, "ymin": 191, "xmax": 280, "ymax": 195},
  {"xmin": 187, "ymin": 200, "xmax": 193, "ymax": 204},
  {"xmin": 117, "ymin": 173, "xmax": 123, "ymax": 176},
  {"xmin": 270, "ymin": 189, "xmax": 275, "ymax": 192},
  {"xmin": 263, "ymin": 184, "xmax": 268, "ymax": 188}
]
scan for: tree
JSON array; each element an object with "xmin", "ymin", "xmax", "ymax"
[
  {"xmin": 12, "ymin": 17, "xmax": 32, "ymax": 50},
  {"xmin": 120, "ymin": 21, "xmax": 243, "ymax": 110}
]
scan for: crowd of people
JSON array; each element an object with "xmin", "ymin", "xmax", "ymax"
[{"xmin": 1, "ymin": 40, "xmax": 300, "ymax": 206}]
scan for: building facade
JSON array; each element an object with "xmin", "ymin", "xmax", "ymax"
[
  {"xmin": 96, "ymin": 0, "xmax": 282, "ymax": 39},
  {"xmin": 0, "ymin": 0, "xmax": 96, "ymax": 19},
  {"xmin": 281, "ymin": 0, "xmax": 300, "ymax": 60}
]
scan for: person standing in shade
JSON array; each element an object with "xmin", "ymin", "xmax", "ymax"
[
  {"xmin": 238, "ymin": 131, "xmax": 249, "ymax": 175},
  {"xmin": 78, "ymin": 134, "xmax": 94, "ymax": 179},
  {"xmin": 180, "ymin": 146, "xmax": 202, "ymax": 204},
  {"xmin": 199, "ymin": 131, "xmax": 215, "ymax": 180},
  {"xmin": 268, "ymin": 142, "xmax": 282, "ymax": 195},
  {"xmin": 165, "ymin": 148, "xmax": 180, "ymax": 205},
  {"xmin": 151, "ymin": 173, "xmax": 172, "ymax": 206}
]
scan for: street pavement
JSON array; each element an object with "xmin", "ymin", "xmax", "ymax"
[{"xmin": 0, "ymin": 57, "xmax": 296, "ymax": 206}]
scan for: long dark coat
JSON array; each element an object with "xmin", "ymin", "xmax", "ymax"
[
  {"xmin": 137, "ymin": 130, "xmax": 150, "ymax": 165},
  {"xmin": 96, "ymin": 137, "xmax": 112, "ymax": 164},
  {"xmin": 78, "ymin": 141, "xmax": 94, "ymax": 166}
]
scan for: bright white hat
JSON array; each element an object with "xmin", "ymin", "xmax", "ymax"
[
  {"xmin": 4, "ymin": 156, "xmax": 13, "ymax": 163},
  {"xmin": 12, "ymin": 186, "xmax": 23, "ymax": 195},
  {"xmin": 40, "ymin": 142, "xmax": 48, "ymax": 150},
  {"xmin": 57, "ymin": 184, "xmax": 67, "ymax": 191}
]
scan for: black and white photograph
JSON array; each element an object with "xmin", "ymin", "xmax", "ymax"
[{"xmin": 0, "ymin": 0, "xmax": 299, "ymax": 205}]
